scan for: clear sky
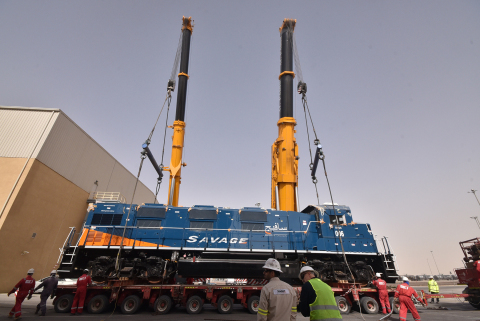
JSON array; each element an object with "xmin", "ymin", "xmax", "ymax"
[{"xmin": 1, "ymin": 0, "xmax": 479, "ymax": 276}]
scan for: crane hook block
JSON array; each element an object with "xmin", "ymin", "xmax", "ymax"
[{"xmin": 297, "ymin": 81, "xmax": 307, "ymax": 94}]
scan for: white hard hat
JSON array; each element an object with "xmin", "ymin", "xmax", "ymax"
[
  {"xmin": 51, "ymin": 270, "xmax": 57, "ymax": 275},
  {"xmin": 299, "ymin": 266, "xmax": 319, "ymax": 280},
  {"xmin": 375, "ymin": 273, "xmax": 382, "ymax": 278},
  {"xmin": 27, "ymin": 268, "xmax": 34, "ymax": 274},
  {"xmin": 262, "ymin": 258, "xmax": 283, "ymax": 273},
  {"xmin": 402, "ymin": 276, "xmax": 409, "ymax": 282},
  {"xmin": 429, "ymin": 275, "xmax": 434, "ymax": 278}
]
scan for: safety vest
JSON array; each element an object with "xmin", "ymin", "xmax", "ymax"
[
  {"xmin": 308, "ymin": 278, "xmax": 342, "ymax": 320},
  {"xmin": 428, "ymin": 279, "xmax": 439, "ymax": 293}
]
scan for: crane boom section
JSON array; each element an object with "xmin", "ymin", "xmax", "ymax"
[
  {"xmin": 167, "ymin": 16, "xmax": 193, "ymax": 206},
  {"xmin": 272, "ymin": 19, "xmax": 298, "ymax": 211}
]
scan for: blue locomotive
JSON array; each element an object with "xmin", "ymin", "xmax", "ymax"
[{"xmin": 58, "ymin": 201, "xmax": 397, "ymax": 284}]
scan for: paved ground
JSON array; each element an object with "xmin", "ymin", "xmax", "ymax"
[{"xmin": 0, "ymin": 285, "xmax": 478, "ymax": 321}]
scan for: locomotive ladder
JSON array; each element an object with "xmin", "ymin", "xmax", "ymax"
[
  {"xmin": 56, "ymin": 226, "xmax": 79, "ymax": 273},
  {"xmin": 381, "ymin": 236, "xmax": 398, "ymax": 272}
]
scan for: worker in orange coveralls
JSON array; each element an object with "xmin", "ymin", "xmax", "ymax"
[
  {"xmin": 70, "ymin": 269, "xmax": 92, "ymax": 315},
  {"xmin": 372, "ymin": 272, "xmax": 391, "ymax": 315},
  {"xmin": 7, "ymin": 268, "xmax": 36, "ymax": 319},
  {"xmin": 394, "ymin": 277, "xmax": 425, "ymax": 321}
]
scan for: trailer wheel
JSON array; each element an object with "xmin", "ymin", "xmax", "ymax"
[
  {"xmin": 335, "ymin": 296, "xmax": 351, "ymax": 314},
  {"xmin": 87, "ymin": 294, "xmax": 109, "ymax": 314},
  {"xmin": 360, "ymin": 296, "xmax": 379, "ymax": 314},
  {"xmin": 120, "ymin": 295, "xmax": 141, "ymax": 314},
  {"xmin": 54, "ymin": 294, "xmax": 74, "ymax": 313},
  {"xmin": 247, "ymin": 295, "xmax": 260, "ymax": 314},
  {"xmin": 463, "ymin": 287, "xmax": 480, "ymax": 309},
  {"xmin": 389, "ymin": 297, "xmax": 400, "ymax": 314},
  {"xmin": 154, "ymin": 295, "xmax": 173, "ymax": 314},
  {"xmin": 217, "ymin": 295, "xmax": 233, "ymax": 314},
  {"xmin": 186, "ymin": 295, "xmax": 203, "ymax": 314}
]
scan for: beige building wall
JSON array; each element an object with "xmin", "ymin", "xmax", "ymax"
[
  {"xmin": 0, "ymin": 107, "xmax": 156, "ymax": 292},
  {"xmin": 0, "ymin": 159, "xmax": 88, "ymax": 292}
]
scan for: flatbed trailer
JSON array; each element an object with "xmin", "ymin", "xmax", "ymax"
[{"xmin": 52, "ymin": 280, "xmax": 400, "ymax": 315}]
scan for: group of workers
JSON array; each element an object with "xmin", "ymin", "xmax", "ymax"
[
  {"xmin": 257, "ymin": 259, "xmax": 440, "ymax": 321},
  {"xmin": 8, "ymin": 262, "xmax": 439, "ymax": 320},
  {"xmin": 7, "ymin": 268, "xmax": 91, "ymax": 319}
]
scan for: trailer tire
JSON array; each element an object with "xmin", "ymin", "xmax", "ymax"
[
  {"xmin": 54, "ymin": 294, "xmax": 74, "ymax": 313},
  {"xmin": 360, "ymin": 296, "xmax": 379, "ymax": 314},
  {"xmin": 247, "ymin": 295, "xmax": 260, "ymax": 314},
  {"xmin": 154, "ymin": 295, "xmax": 173, "ymax": 314},
  {"xmin": 87, "ymin": 294, "xmax": 109, "ymax": 314},
  {"xmin": 120, "ymin": 295, "xmax": 141, "ymax": 314},
  {"xmin": 389, "ymin": 297, "xmax": 400, "ymax": 314},
  {"xmin": 217, "ymin": 295, "xmax": 233, "ymax": 314},
  {"xmin": 335, "ymin": 296, "xmax": 351, "ymax": 314},
  {"xmin": 186, "ymin": 295, "xmax": 203, "ymax": 314}
]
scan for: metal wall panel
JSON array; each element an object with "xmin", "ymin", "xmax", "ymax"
[
  {"xmin": 1, "ymin": 107, "xmax": 155, "ymax": 204},
  {"xmin": 0, "ymin": 107, "xmax": 58, "ymax": 158},
  {"xmin": 37, "ymin": 113, "xmax": 155, "ymax": 204}
]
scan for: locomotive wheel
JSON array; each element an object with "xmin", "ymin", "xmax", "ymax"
[
  {"xmin": 54, "ymin": 294, "xmax": 74, "ymax": 313},
  {"xmin": 120, "ymin": 295, "xmax": 141, "ymax": 314},
  {"xmin": 217, "ymin": 295, "xmax": 233, "ymax": 314},
  {"xmin": 186, "ymin": 295, "xmax": 203, "ymax": 314},
  {"xmin": 87, "ymin": 294, "xmax": 109, "ymax": 314},
  {"xmin": 154, "ymin": 295, "xmax": 173, "ymax": 314},
  {"xmin": 247, "ymin": 295, "xmax": 260, "ymax": 314},
  {"xmin": 335, "ymin": 296, "xmax": 351, "ymax": 314},
  {"xmin": 389, "ymin": 297, "xmax": 400, "ymax": 314},
  {"xmin": 360, "ymin": 296, "xmax": 379, "ymax": 314}
]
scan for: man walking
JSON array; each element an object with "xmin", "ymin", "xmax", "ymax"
[
  {"xmin": 7, "ymin": 268, "xmax": 36, "ymax": 319},
  {"xmin": 70, "ymin": 269, "xmax": 92, "ymax": 315},
  {"xmin": 34, "ymin": 270, "xmax": 58, "ymax": 316},
  {"xmin": 394, "ymin": 277, "xmax": 425, "ymax": 321},
  {"xmin": 372, "ymin": 272, "xmax": 391, "ymax": 314},
  {"xmin": 297, "ymin": 266, "xmax": 342, "ymax": 320},
  {"xmin": 257, "ymin": 258, "xmax": 297, "ymax": 321},
  {"xmin": 427, "ymin": 276, "xmax": 439, "ymax": 303}
]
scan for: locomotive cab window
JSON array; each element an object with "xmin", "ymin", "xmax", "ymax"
[
  {"xmin": 190, "ymin": 221, "xmax": 214, "ymax": 230},
  {"xmin": 137, "ymin": 220, "xmax": 162, "ymax": 228},
  {"xmin": 242, "ymin": 223, "xmax": 264, "ymax": 232},
  {"xmin": 329, "ymin": 215, "xmax": 345, "ymax": 225}
]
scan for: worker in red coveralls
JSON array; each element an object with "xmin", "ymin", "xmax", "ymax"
[
  {"xmin": 7, "ymin": 268, "xmax": 36, "ymax": 319},
  {"xmin": 394, "ymin": 277, "xmax": 425, "ymax": 321},
  {"xmin": 70, "ymin": 269, "xmax": 92, "ymax": 315},
  {"xmin": 372, "ymin": 272, "xmax": 391, "ymax": 315}
]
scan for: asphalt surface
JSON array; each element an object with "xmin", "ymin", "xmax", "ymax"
[{"xmin": 0, "ymin": 285, "xmax": 478, "ymax": 321}]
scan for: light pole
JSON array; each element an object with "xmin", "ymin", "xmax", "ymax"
[
  {"xmin": 426, "ymin": 258, "xmax": 434, "ymax": 275},
  {"xmin": 430, "ymin": 251, "xmax": 441, "ymax": 275},
  {"xmin": 469, "ymin": 189, "xmax": 480, "ymax": 206},
  {"xmin": 471, "ymin": 216, "xmax": 480, "ymax": 229},
  {"xmin": 468, "ymin": 190, "xmax": 480, "ymax": 229}
]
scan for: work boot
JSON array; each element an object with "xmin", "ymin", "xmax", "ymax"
[
  {"xmin": 430, "ymin": 299, "xmax": 434, "ymax": 303},
  {"xmin": 39, "ymin": 313, "xmax": 45, "ymax": 317},
  {"xmin": 437, "ymin": 299, "xmax": 440, "ymax": 303},
  {"xmin": 34, "ymin": 306, "xmax": 40, "ymax": 315}
]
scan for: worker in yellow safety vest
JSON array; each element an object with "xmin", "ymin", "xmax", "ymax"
[
  {"xmin": 297, "ymin": 266, "xmax": 342, "ymax": 320},
  {"xmin": 427, "ymin": 276, "xmax": 440, "ymax": 303}
]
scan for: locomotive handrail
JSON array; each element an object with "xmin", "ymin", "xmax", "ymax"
[{"xmin": 83, "ymin": 224, "xmax": 307, "ymax": 233}]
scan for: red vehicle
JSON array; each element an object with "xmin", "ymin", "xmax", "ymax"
[{"xmin": 452, "ymin": 237, "xmax": 480, "ymax": 309}]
